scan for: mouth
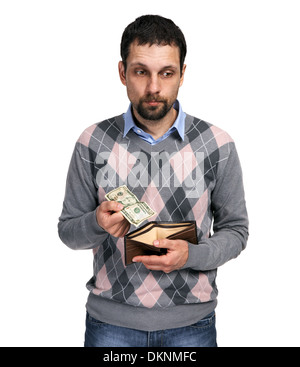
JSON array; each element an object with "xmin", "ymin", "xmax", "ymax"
[
  {"xmin": 146, "ymin": 101, "xmax": 160, "ymax": 106},
  {"xmin": 144, "ymin": 100, "xmax": 162, "ymax": 107}
]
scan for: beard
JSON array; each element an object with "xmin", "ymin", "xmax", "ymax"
[{"xmin": 135, "ymin": 95, "xmax": 175, "ymax": 121}]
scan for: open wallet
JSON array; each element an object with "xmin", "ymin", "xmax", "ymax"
[{"xmin": 124, "ymin": 221, "xmax": 198, "ymax": 265}]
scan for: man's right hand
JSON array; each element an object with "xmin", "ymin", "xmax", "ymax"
[{"xmin": 96, "ymin": 201, "xmax": 130, "ymax": 238}]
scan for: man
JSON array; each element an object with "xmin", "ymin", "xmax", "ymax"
[{"xmin": 58, "ymin": 15, "xmax": 249, "ymax": 347}]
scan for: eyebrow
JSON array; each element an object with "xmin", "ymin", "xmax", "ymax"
[
  {"xmin": 130, "ymin": 62, "xmax": 178, "ymax": 70},
  {"xmin": 130, "ymin": 62, "xmax": 147, "ymax": 67}
]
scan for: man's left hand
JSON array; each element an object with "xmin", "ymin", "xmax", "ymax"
[{"xmin": 132, "ymin": 239, "xmax": 189, "ymax": 273}]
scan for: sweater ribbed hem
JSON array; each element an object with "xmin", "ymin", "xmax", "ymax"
[{"xmin": 86, "ymin": 292, "xmax": 217, "ymax": 332}]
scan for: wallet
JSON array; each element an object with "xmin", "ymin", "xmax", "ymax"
[{"xmin": 124, "ymin": 221, "xmax": 198, "ymax": 265}]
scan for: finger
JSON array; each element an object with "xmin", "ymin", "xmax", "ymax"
[
  {"xmin": 101, "ymin": 200, "xmax": 123, "ymax": 213},
  {"xmin": 153, "ymin": 239, "xmax": 174, "ymax": 249},
  {"xmin": 110, "ymin": 219, "xmax": 130, "ymax": 237},
  {"xmin": 109, "ymin": 211, "xmax": 128, "ymax": 226},
  {"xmin": 132, "ymin": 255, "xmax": 172, "ymax": 273},
  {"xmin": 118, "ymin": 225, "xmax": 130, "ymax": 238},
  {"xmin": 132, "ymin": 255, "xmax": 166, "ymax": 265}
]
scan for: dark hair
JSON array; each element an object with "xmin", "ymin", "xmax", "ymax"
[{"xmin": 120, "ymin": 15, "xmax": 187, "ymax": 74}]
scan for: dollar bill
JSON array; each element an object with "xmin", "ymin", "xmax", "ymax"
[
  {"xmin": 105, "ymin": 185, "xmax": 156, "ymax": 227},
  {"xmin": 105, "ymin": 185, "xmax": 139, "ymax": 206},
  {"xmin": 121, "ymin": 202, "xmax": 156, "ymax": 227}
]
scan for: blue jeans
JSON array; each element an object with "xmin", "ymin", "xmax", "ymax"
[{"xmin": 84, "ymin": 311, "xmax": 217, "ymax": 347}]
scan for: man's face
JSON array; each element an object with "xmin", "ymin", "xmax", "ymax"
[{"xmin": 119, "ymin": 41, "xmax": 186, "ymax": 122}]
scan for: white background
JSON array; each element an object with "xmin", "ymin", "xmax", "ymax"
[{"xmin": 1, "ymin": 0, "xmax": 299, "ymax": 347}]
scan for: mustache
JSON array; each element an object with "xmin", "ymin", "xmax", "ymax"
[{"xmin": 141, "ymin": 95, "xmax": 166, "ymax": 103}]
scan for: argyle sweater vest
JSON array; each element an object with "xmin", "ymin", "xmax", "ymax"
[{"xmin": 58, "ymin": 112, "xmax": 248, "ymax": 323}]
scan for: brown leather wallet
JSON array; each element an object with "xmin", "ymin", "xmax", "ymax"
[{"xmin": 124, "ymin": 221, "xmax": 198, "ymax": 265}]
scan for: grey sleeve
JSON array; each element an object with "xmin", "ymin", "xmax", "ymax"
[
  {"xmin": 58, "ymin": 145, "xmax": 108, "ymax": 250},
  {"xmin": 183, "ymin": 144, "xmax": 249, "ymax": 271}
]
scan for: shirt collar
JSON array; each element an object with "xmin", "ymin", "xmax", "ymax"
[{"xmin": 123, "ymin": 100, "xmax": 185, "ymax": 141}]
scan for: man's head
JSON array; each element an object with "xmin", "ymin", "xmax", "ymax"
[
  {"xmin": 120, "ymin": 15, "xmax": 187, "ymax": 75},
  {"xmin": 119, "ymin": 15, "xmax": 187, "ymax": 124}
]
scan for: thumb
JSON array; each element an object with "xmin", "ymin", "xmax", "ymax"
[
  {"xmin": 153, "ymin": 239, "xmax": 171, "ymax": 248},
  {"xmin": 101, "ymin": 200, "xmax": 124, "ymax": 213}
]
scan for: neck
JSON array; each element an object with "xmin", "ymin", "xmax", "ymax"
[{"xmin": 132, "ymin": 107, "xmax": 178, "ymax": 140}]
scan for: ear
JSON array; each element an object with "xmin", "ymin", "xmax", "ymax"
[
  {"xmin": 179, "ymin": 64, "xmax": 187, "ymax": 87},
  {"xmin": 118, "ymin": 61, "xmax": 126, "ymax": 86}
]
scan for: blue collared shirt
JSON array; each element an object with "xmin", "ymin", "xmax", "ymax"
[{"xmin": 123, "ymin": 100, "xmax": 186, "ymax": 145}]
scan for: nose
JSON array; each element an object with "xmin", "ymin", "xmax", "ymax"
[{"xmin": 146, "ymin": 74, "xmax": 161, "ymax": 95}]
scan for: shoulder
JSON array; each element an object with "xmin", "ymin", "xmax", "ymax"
[
  {"xmin": 77, "ymin": 114, "xmax": 124, "ymax": 150},
  {"xmin": 185, "ymin": 114, "xmax": 234, "ymax": 149}
]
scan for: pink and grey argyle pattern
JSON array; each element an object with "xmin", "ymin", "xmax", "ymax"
[{"xmin": 78, "ymin": 114, "xmax": 233, "ymax": 308}]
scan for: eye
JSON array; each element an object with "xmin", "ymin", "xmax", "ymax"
[
  {"xmin": 161, "ymin": 71, "xmax": 174, "ymax": 78},
  {"xmin": 136, "ymin": 70, "xmax": 146, "ymax": 76}
]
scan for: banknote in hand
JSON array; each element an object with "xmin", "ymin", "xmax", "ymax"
[{"xmin": 105, "ymin": 185, "xmax": 156, "ymax": 227}]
